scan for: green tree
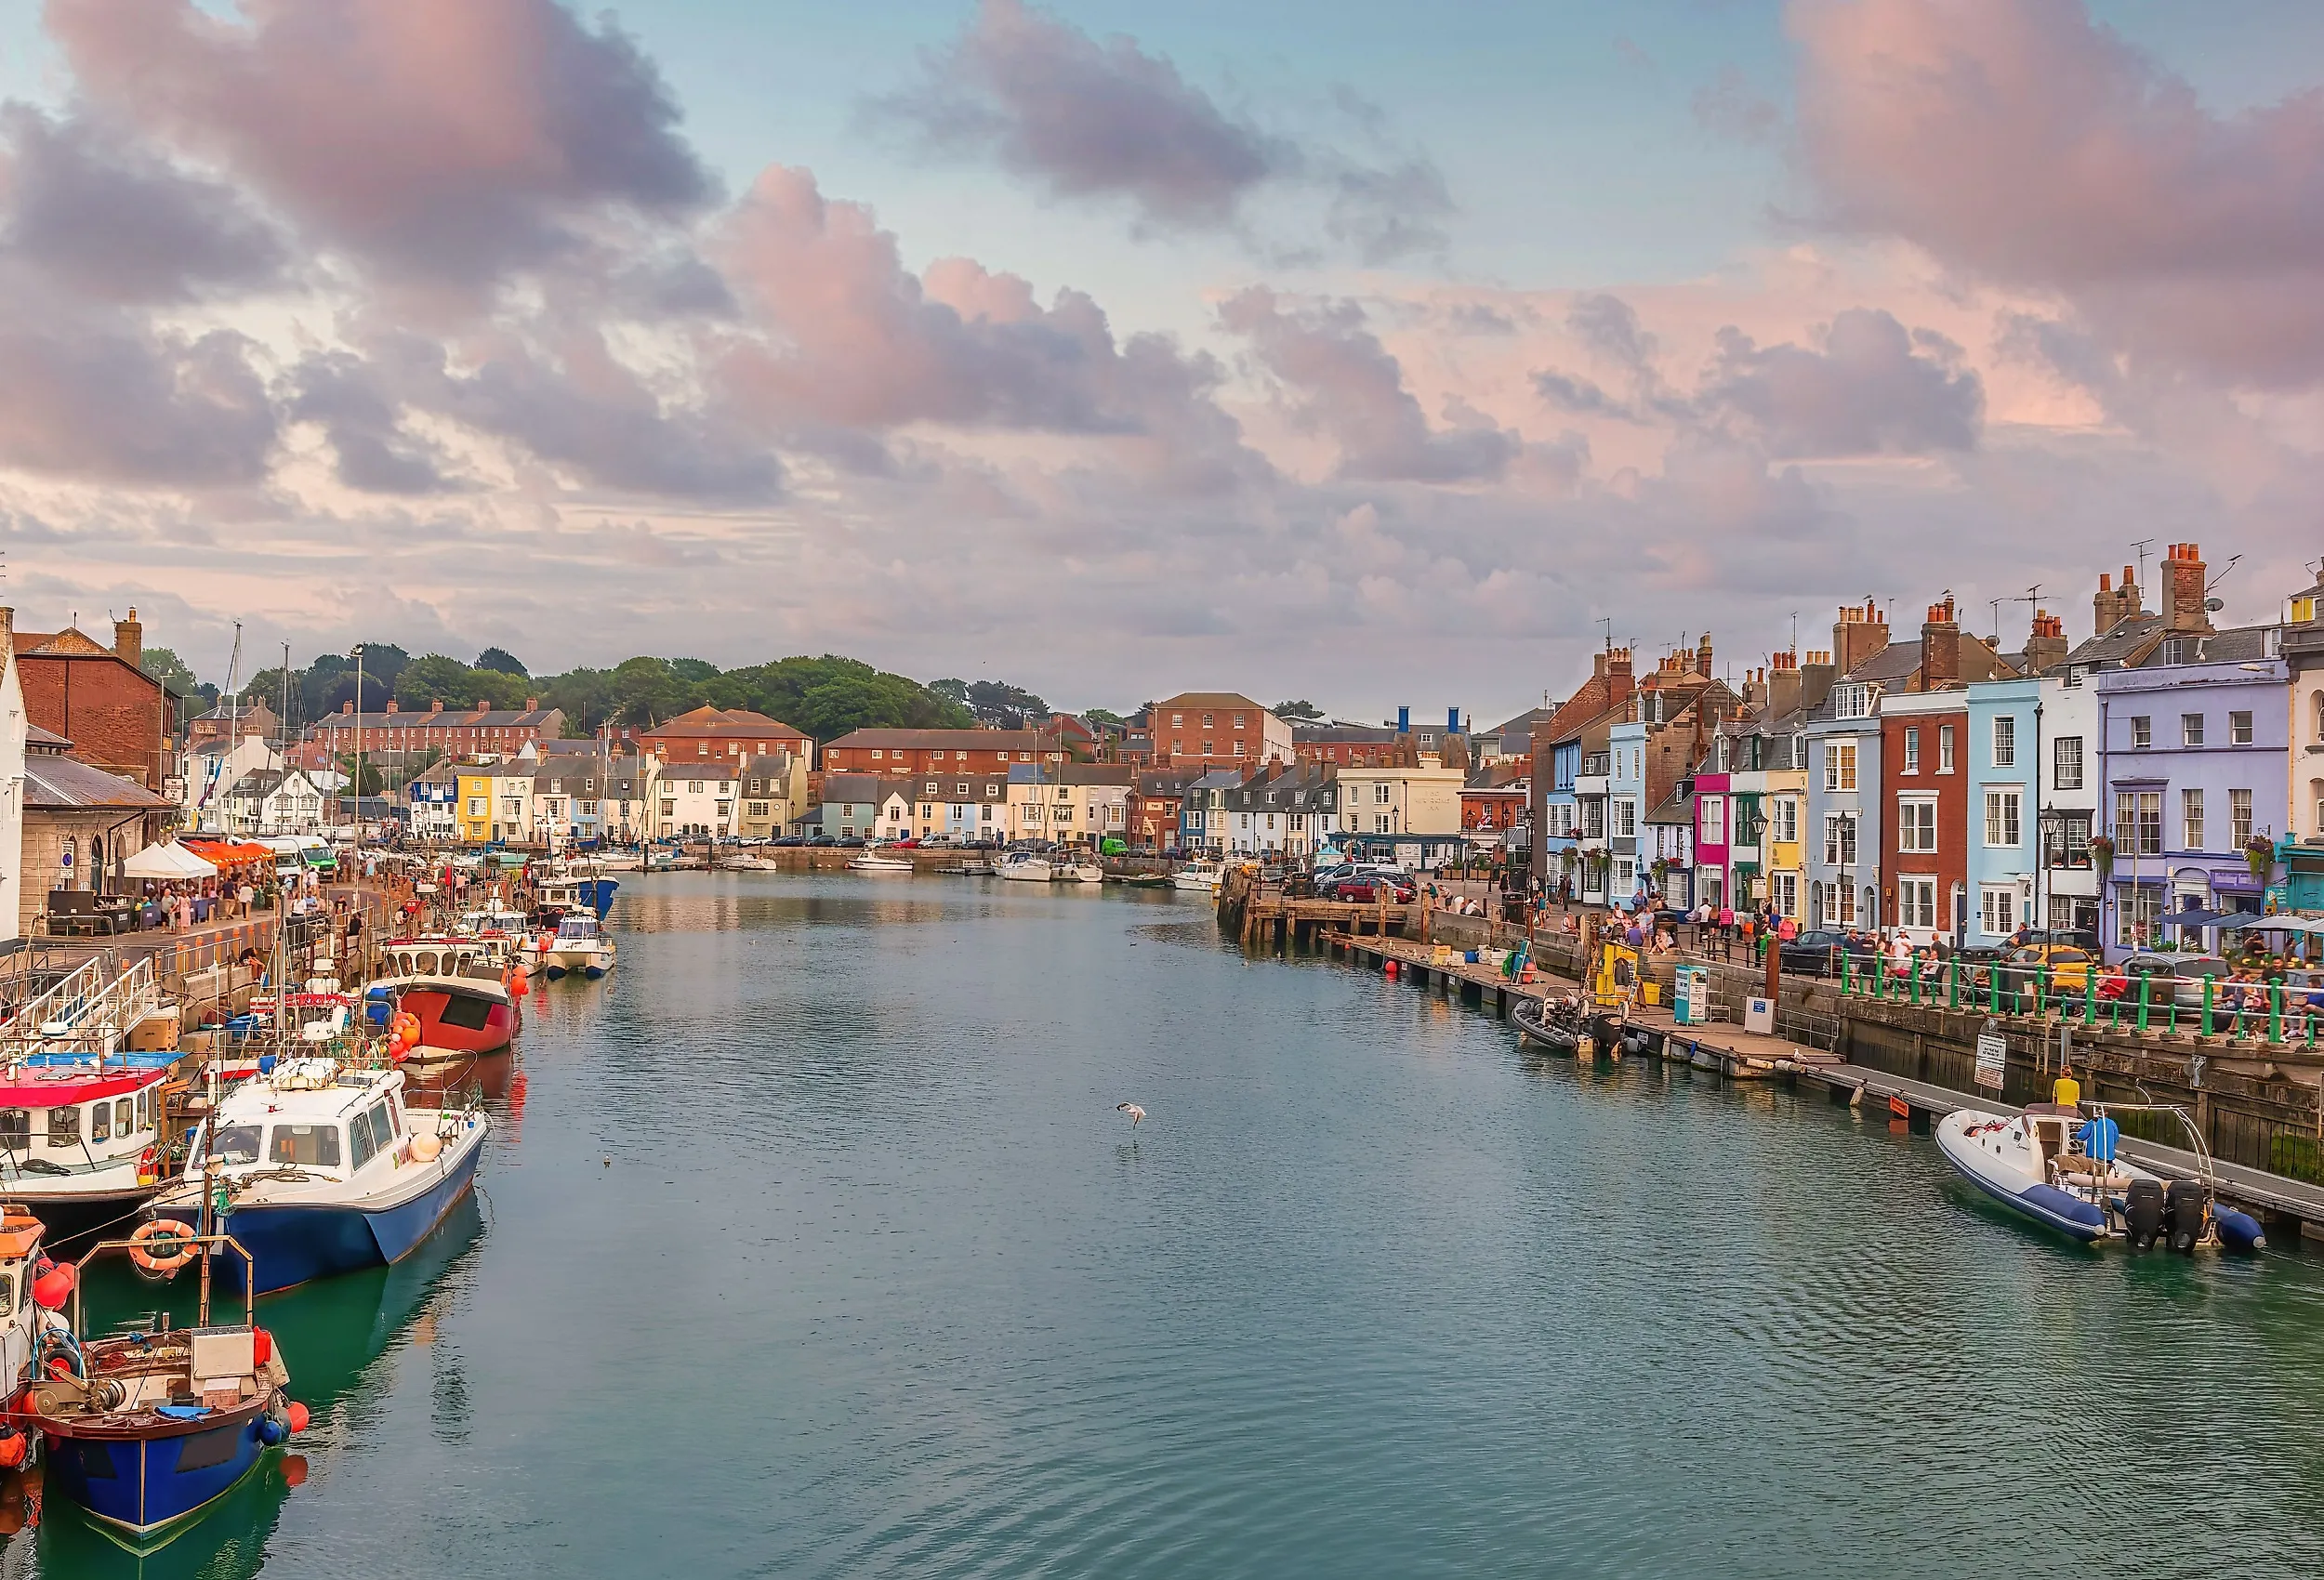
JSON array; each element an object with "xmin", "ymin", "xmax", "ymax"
[
  {"xmin": 1084, "ymin": 707, "xmax": 1128, "ymax": 727},
  {"xmin": 337, "ymin": 754, "xmax": 385, "ymax": 796},
  {"xmin": 1272, "ymin": 700, "xmax": 1325, "ymax": 721},
  {"xmin": 669, "ymin": 657, "xmax": 721, "ymax": 684},
  {"xmin": 395, "ymin": 653, "xmax": 478, "ymax": 708},
  {"xmin": 610, "ymin": 656, "xmax": 695, "ymax": 728},
  {"xmin": 475, "ymin": 646, "xmax": 528, "ymax": 677}
]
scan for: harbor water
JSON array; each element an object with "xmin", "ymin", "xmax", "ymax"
[{"xmin": 21, "ymin": 872, "xmax": 2324, "ymax": 1577}]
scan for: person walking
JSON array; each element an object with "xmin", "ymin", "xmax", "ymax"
[{"xmin": 1718, "ymin": 903, "xmax": 1736, "ymax": 962}]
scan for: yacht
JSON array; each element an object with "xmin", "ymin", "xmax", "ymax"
[
  {"xmin": 1171, "ymin": 859, "xmax": 1223, "ymax": 894},
  {"xmin": 847, "ymin": 848, "xmax": 915, "ymax": 873},
  {"xmin": 998, "ymin": 850, "xmax": 1052, "ymax": 882}
]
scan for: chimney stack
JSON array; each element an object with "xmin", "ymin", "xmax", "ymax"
[
  {"xmin": 1920, "ymin": 597, "xmax": 1961, "ymax": 690},
  {"xmin": 342, "ymin": 701, "xmax": 355, "ymax": 716},
  {"xmin": 2164, "ymin": 542, "xmax": 2212, "ymax": 634},
  {"xmin": 2093, "ymin": 565, "xmax": 2142, "ymax": 637},
  {"xmin": 1696, "ymin": 632, "xmax": 1714, "ymax": 677},
  {"xmin": 2024, "ymin": 610, "xmax": 2068, "ymax": 675},
  {"xmin": 526, "ymin": 695, "xmax": 539, "ymax": 711},
  {"xmin": 1606, "ymin": 647, "xmax": 1635, "ymax": 709},
  {"xmin": 1797, "ymin": 649, "xmax": 1837, "ymax": 714},
  {"xmin": 1832, "ymin": 599, "xmax": 1889, "ymax": 676},
  {"xmin": 429, "ymin": 699, "xmax": 443, "ymax": 715},
  {"xmin": 386, "ymin": 699, "xmax": 399, "ymax": 715},
  {"xmin": 112, "ymin": 606, "xmax": 142, "ymax": 668},
  {"xmin": 1767, "ymin": 650, "xmax": 1803, "ymax": 719}
]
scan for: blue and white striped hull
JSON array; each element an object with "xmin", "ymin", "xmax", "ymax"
[{"xmin": 200, "ymin": 1127, "xmax": 485, "ymax": 1296}]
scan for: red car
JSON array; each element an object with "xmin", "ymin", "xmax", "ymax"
[{"xmin": 1327, "ymin": 876, "xmax": 1417, "ymax": 903}]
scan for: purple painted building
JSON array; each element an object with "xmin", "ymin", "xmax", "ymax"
[{"xmin": 2096, "ymin": 628, "xmax": 2289, "ymax": 953}]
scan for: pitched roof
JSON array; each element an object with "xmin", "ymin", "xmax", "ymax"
[
  {"xmin": 826, "ymin": 728, "xmax": 1050, "ymax": 750},
  {"xmin": 2130, "ymin": 623, "xmax": 2281, "ymax": 666},
  {"xmin": 23, "ymin": 754, "xmax": 168, "ymax": 810},
  {"xmin": 1150, "ymin": 691, "xmax": 1268, "ymax": 711},
  {"xmin": 641, "ymin": 705, "xmax": 810, "ymax": 739}
]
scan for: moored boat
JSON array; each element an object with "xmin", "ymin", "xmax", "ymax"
[
  {"xmin": 370, "ymin": 938, "xmax": 521, "ymax": 1059},
  {"xmin": 1934, "ymin": 1102, "xmax": 2265, "ymax": 1251},
  {"xmin": 31, "ymin": 1230, "xmax": 309, "ymax": 1543},
  {"xmin": 847, "ymin": 849, "xmax": 915, "ymax": 873},
  {"xmin": 1063, "ymin": 860, "xmax": 1103, "ymax": 884},
  {"xmin": 152, "ymin": 1059, "xmax": 489, "ymax": 1296},
  {"xmin": 541, "ymin": 913, "xmax": 615, "ymax": 979},
  {"xmin": 0, "ymin": 1063, "xmax": 174, "ymax": 1244},
  {"xmin": 1171, "ymin": 860, "xmax": 1223, "ymax": 893},
  {"xmin": 998, "ymin": 852, "xmax": 1052, "ymax": 882},
  {"xmin": 1512, "ymin": 994, "xmax": 1584, "ymax": 1055}
]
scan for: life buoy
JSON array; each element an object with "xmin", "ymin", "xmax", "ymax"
[{"xmin": 129, "ymin": 1218, "xmax": 199, "ymax": 1276}]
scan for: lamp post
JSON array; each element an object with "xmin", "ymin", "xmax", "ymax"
[{"xmin": 350, "ymin": 644, "xmax": 365, "ymax": 859}]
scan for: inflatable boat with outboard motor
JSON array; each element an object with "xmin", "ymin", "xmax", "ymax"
[{"xmin": 1934, "ymin": 1101, "xmax": 2264, "ymax": 1252}]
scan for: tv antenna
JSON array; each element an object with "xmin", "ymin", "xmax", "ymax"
[{"xmin": 2131, "ymin": 538, "xmax": 2155, "ymax": 592}]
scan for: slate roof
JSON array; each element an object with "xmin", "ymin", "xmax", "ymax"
[{"xmin": 26, "ymin": 754, "xmax": 169, "ymax": 810}]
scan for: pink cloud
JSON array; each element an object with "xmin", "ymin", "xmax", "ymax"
[
  {"xmin": 1790, "ymin": 0, "xmax": 2324, "ymax": 384},
  {"xmin": 46, "ymin": 0, "xmax": 712, "ymax": 293}
]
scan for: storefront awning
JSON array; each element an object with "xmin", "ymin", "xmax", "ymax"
[{"xmin": 180, "ymin": 837, "xmax": 277, "ymax": 864}]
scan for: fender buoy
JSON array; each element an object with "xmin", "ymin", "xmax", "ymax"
[
  {"xmin": 137, "ymin": 1143, "xmax": 160, "ymax": 1187},
  {"xmin": 129, "ymin": 1219, "xmax": 199, "ymax": 1276},
  {"xmin": 253, "ymin": 1329, "xmax": 272, "ymax": 1366},
  {"xmin": 284, "ymin": 1401, "xmax": 310, "ymax": 1433},
  {"xmin": 0, "ymin": 1429, "xmax": 28, "ymax": 1469},
  {"xmin": 29, "ymin": 1264, "xmax": 73, "ymax": 1310}
]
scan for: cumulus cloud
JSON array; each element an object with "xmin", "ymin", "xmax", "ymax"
[
  {"xmin": 0, "ymin": 316, "xmax": 275, "ymax": 485},
  {"xmin": 1790, "ymin": 0, "xmax": 2324, "ymax": 384},
  {"xmin": 47, "ymin": 0, "xmax": 715, "ymax": 294},
  {"xmin": 1702, "ymin": 309, "xmax": 1984, "ymax": 456},
  {"xmin": 1221, "ymin": 287, "xmax": 1517, "ymax": 483},
  {"xmin": 286, "ymin": 351, "xmax": 462, "ymax": 496},
  {"xmin": 877, "ymin": 0, "xmax": 1449, "ymax": 259},
  {"xmin": 0, "ymin": 105, "xmax": 288, "ymax": 303}
]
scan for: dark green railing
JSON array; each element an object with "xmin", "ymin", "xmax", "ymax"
[{"xmin": 1832, "ymin": 955, "xmax": 2317, "ymax": 1046}]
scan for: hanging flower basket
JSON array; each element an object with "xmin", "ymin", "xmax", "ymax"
[
  {"xmin": 2245, "ymin": 835, "xmax": 2277, "ymax": 884},
  {"xmin": 2088, "ymin": 833, "xmax": 2115, "ymax": 885}
]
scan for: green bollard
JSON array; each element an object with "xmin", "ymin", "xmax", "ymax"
[
  {"xmin": 2202, "ymin": 975, "xmax": 2213, "ymax": 1037},
  {"xmin": 1948, "ymin": 957, "xmax": 1960, "ymax": 1010},
  {"xmin": 2137, "ymin": 973, "xmax": 2150, "ymax": 1032},
  {"xmin": 1989, "ymin": 963, "xmax": 2000, "ymax": 1015}
]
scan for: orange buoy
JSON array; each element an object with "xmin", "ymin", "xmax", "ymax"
[
  {"xmin": 253, "ymin": 1329, "xmax": 273, "ymax": 1366},
  {"xmin": 285, "ymin": 1401, "xmax": 310, "ymax": 1433},
  {"xmin": 29, "ymin": 1264, "xmax": 73, "ymax": 1310},
  {"xmin": 128, "ymin": 1219, "xmax": 198, "ymax": 1276},
  {"xmin": 1384, "ymin": 959, "xmax": 1397, "ymax": 977},
  {"xmin": 0, "ymin": 1429, "xmax": 25, "ymax": 1469}
]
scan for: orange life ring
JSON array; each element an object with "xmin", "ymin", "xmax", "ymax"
[{"xmin": 129, "ymin": 1218, "xmax": 198, "ymax": 1276}]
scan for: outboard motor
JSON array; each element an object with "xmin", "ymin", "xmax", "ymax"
[
  {"xmin": 2123, "ymin": 1178, "xmax": 2165, "ymax": 1252},
  {"xmin": 2165, "ymin": 1179, "xmax": 2208, "ymax": 1255}
]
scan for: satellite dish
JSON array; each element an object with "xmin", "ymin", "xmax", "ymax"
[{"xmin": 2205, "ymin": 597, "xmax": 2225, "ymax": 612}]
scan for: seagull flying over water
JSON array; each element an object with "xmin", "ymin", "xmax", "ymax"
[{"xmin": 1116, "ymin": 1103, "xmax": 1144, "ymax": 1126}]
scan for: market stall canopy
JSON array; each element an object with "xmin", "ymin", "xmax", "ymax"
[
  {"xmin": 2245, "ymin": 915, "xmax": 2324, "ymax": 935},
  {"xmin": 2165, "ymin": 908, "xmax": 2225, "ymax": 928},
  {"xmin": 120, "ymin": 842, "xmax": 216, "ymax": 879},
  {"xmin": 179, "ymin": 837, "xmax": 277, "ymax": 865}
]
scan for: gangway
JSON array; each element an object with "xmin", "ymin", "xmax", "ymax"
[{"xmin": 0, "ymin": 953, "xmax": 161, "ymax": 1062}]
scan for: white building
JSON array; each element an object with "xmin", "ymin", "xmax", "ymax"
[
  {"xmin": 182, "ymin": 736, "xmax": 283, "ymax": 833},
  {"xmin": 657, "ymin": 761, "xmax": 738, "ymax": 838},
  {"xmin": 224, "ymin": 767, "xmax": 330, "ymax": 836},
  {"xmin": 1007, "ymin": 764, "xmax": 1132, "ymax": 847},
  {"xmin": 0, "ymin": 610, "xmax": 24, "ymax": 941}
]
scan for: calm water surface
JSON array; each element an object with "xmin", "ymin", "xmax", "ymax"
[{"xmin": 15, "ymin": 873, "xmax": 2324, "ymax": 1577}]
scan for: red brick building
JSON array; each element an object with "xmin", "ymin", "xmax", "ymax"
[
  {"xmin": 1880, "ymin": 683, "xmax": 1972, "ymax": 943},
  {"xmin": 1143, "ymin": 692, "xmax": 1294, "ymax": 770},
  {"xmin": 308, "ymin": 699, "xmax": 565, "ymax": 758},
  {"xmin": 639, "ymin": 705, "xmax": 813, "ymax": 766},
  {"xmin": 12, "ymin": 609, "xmax": 170, "ymax": 791},
  {"xmin": 1462, "ymin": 784, "xmax": 1527, "ymax": 834},
  {"xmin": 823, "ymin": 729, "xmax": 1071, "ymax": 774}
]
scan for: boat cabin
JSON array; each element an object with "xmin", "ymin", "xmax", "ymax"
[
  {"xmin": 380, "ymin": 941, "xmax": 503, "ymax": 982},
  {"xmin": 0, "ymin": 1068, "xmax": 165, "ymax": 1174},
  {"xmin": 187, "ymin": 1062, "xmax": 424, "ymax": 1186},
  {"xmin": 553, "ymin": 914, "xmax": 601, "ymax": 944}
]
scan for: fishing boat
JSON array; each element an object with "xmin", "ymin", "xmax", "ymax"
[
  {"xmin": 847, "ymin": 849, "xmax": 915, "ymax": 874},
  {"xmin": 998, "ymin": 851, "xmax": 1052, "ymax": 883},
  {"xmin": 151, "ymin": 1059, "xmax": 489, "ymax": 1296},
  {"xmin": 369, "ymin": 939, "xmax": 521, "ymax": 1059},
  {"xmin": 31, "ymin": 1229, "xmax": 309, "ymax": 1543},
  {"xmin": 1062, "ymin": 859, "xmax": 1103, "ymax": 884},
  {"xmin": 1171, "ymin": 860, "xmax": 1223, "ymax": 893},
  {"xmin": 1934, "ymin": 1103, "xmax": 2265, "ymax": 1251},
  {"xmin": 540, "ymin": 913, "xmax": 615, "ymax": 980},
  {"xmin": 0, "ymin": 1063, "xmax": 174, "ymax": 1244}
]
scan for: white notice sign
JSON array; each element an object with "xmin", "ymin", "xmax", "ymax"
[{"xmin": 1974, "ymin": 1033, "xmax": 2007, "ymax": 1091}]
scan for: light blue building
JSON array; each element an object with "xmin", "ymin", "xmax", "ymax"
[
  {"xmin": 1608, "ymin": 720, "xmax": 1649, "ymax": 908},
  {"xmin": 1964, "ymin": 676, "xmax": 2041, "ymax": 946},
  {"xmin": 1538, "ymin": 734, "xmax": 1581, "ymax": 899}
]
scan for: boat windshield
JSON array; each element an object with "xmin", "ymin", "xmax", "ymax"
[
  {"xmin": 555, "ymin": 917, "xmax": 598, "ymax": 940},
  {"xmin": 269, "ymin": 1124, "xmax": 343, "ymax": 1167},
  {"xmin": 206, "ymin": 1124, "xmax": 264, "ymax": 1166}
]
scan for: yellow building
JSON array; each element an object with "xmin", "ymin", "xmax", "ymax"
[{"xmin": 456, "ymin": 764, "xmax": 495, "ymax": 845}]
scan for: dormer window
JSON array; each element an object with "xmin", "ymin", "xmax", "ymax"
[{"xmin": 1833, "ymin": 683, "xmax": 1872, "ymax": 720}]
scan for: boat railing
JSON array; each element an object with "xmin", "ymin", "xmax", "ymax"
[
  {"xmin": 73, "ymin": 1229, "xmax": 257, "ymax": 1331},
  {"xmin": 0, "ymin": 955, "xmax": 159, "ymax": 1061}
]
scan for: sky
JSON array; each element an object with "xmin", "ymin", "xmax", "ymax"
[{"xmin": 1, "ymin": 0, "xmax": 2321, "ymax": 728}]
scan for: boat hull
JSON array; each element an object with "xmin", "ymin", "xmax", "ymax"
[
  {"xmin": 397, "ymin": 982, "xmax": 517, "ymax": 1058},
  {"xmin": 45, "ymin": 1403, "xmax": 272, "ymax": 1539},
  {"xmin": 197, "ymin": 1125, "xmax": 486, "ymax": 1296},
  {"xmin": 1934, "ymin": 1111, "xmax": 2108, "ymax": 1243},
  {"xmin": 1511, "ymin": 998, "xmax": 1579, "ymax": 1055},
  {"xmin": 8, "ymin": 1178, "xmax": 156, "ymax": 1245}
]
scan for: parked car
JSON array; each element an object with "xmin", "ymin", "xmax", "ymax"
[
  {"xmin": 1327, "ymin": 876, "xmax": 1417, "ymax": 903},
  {"xmin": 2092, "ymin": 954, "xmax": 2227, "ymax": 1009},
  {"xmin": 1776, "ymin": 929, "xmax": 1860, "ymax": 977},
  {"xmin": 806, "ymin": 835, "xmax": 838, "ymax": 847},
  {"xmin": 1990, "ymin": 943, "xmax": 2098, "ymax": 996},
  {"xmin": 772, "ymin": 836, "xmax": 805, "ymax": 847}
]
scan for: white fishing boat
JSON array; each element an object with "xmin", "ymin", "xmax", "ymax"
[
  {"xmin": 847, "ymin": 849, "xmax": 915, "ymax": 873},
  {"xmin": 1934, "ymin": 1102, "xmax": 2264, "ymax": 1252},
  {"xmin": 1171, "ymin": 860, "xmax": 1223, "ymax": 893},
  {"xmin": 152, "ymin": 1059, "xmax": 489, "ymax": 1297},
  {"xmin": 540, "ymin": 913, "xmax": 616, "ymax": 980},
  {"xmin": 998, "ymin": 851, "xmax": 1052, "ymax": 882}
]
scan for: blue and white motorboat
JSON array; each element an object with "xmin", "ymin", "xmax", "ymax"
[
  {"xmin": 152, "ymin": 1060, "xmax": 489, "ymax": 1296},
  {"xmin": 1934, "ymin": 1102, "xmax": 2265, "ymax": 1252},
  {"xmin": 540, "ymin": 913, "xmax": 615, "ymax": 980}
]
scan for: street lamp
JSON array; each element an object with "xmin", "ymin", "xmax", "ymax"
[{"xmin": 350, "ymin": 644, "xmax": 365, "ymax": 861}]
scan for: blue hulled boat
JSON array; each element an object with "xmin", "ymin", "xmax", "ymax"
[{"xmin": 152, "ymin": 1060, "xmax": 489, "ymax": 1296}]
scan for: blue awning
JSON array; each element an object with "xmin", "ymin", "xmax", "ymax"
[
  {"xmin": 2165, "ymin": 908, "xmax": 2224, "ymax": 927},
  {"xmin": 2212, "ymin": 912, "xmax": 2267, "ymax": 929}
]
